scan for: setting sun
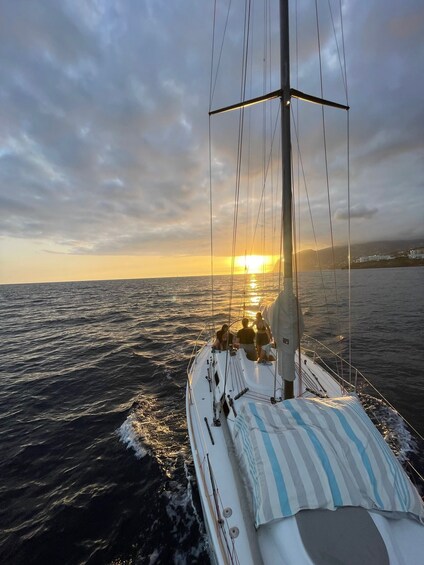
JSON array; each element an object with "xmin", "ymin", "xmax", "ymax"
[{"xmin": 234, "ymin": 255, "xmax": 274, "ymax": 274}]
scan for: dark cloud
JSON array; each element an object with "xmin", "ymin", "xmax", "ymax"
[
  {"xmin": 335, "ymin": 205, "xmax": 378, "ymax": 221},
  {"xmin": 0, "ymin": 0, "xmax": 423, "ymax": 260}
]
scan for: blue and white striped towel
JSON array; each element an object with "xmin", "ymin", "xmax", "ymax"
[{"xmin": 232, "ymin": 395, "xmax": 424, "ymax": 527}]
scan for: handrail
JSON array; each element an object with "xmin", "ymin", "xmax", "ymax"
[
  {"xmin": 187, "ymin": 324, "xmax": 214, "ymax": 379},
  {"xmin": 187, "ymin": 332, "xmax": 241, "ymax": 564},
  {"xmin": 187, "ymin": 319, "xmax": 245, "ymax": 380},
  {"xmin": 302, "ymin": 334, "xmax": 424, "ymax": 442}
]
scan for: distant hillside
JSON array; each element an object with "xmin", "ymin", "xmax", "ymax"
[
  {"xmin": 273, "ymin": 239, "xmax": 424, "ymax": 271},
  {"xmin": 350, "ymin": 257, "xmax": 424, "ymax": 269}
]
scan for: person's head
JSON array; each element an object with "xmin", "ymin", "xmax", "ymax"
[
  {"xmin": 256, "ymin": 312, "xmax": 262, "ymax": 320},
  {"xmin": 242, "ymin": 317, "xmax": 249, "ymax": 328},
  {"xmin": 221, "ymin": 324, "xmax": 229, "ymax": 332}
]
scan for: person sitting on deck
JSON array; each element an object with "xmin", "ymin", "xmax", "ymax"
[
  {"xmin": 213, "ymin": 324, "xmax": 234, "ymax": 351},
  {"xmin": 234, "ymin": 318, "xmax": 257, "ymax": 361}
]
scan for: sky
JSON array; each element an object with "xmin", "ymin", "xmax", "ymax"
[{"xmin": 0, "ymin": 0, "xmax": 423, "ymax": 284}]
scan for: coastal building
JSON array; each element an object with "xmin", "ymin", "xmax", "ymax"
[
  {"xmin": 408, "ymin": 248, "xmax": 424, "ymax": 259},
  {"xmin": 354, "ymin": 254, "xmax": 394, "ymax": 263}
]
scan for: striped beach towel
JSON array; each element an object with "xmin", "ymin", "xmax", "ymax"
[{"xmin": 232, "ymin": 395, "xmax": 424, "ymax": 527}]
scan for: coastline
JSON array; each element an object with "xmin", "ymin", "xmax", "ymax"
[{"xmin": 348, "ymin": 258, "xmax": 424, "ymax": 269}]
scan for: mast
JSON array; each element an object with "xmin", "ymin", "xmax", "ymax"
[
  {"xmin": 280, "ymin": 0, "xmax": 295, "ymax": 399},
  {"xmin": 209, "ymin": 1, "xmax": 348, "ymax": 401}
]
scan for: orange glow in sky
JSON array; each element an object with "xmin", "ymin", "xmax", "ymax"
[{"xmin": 0, "ymin": 237, "xmax": 245, "ymax": 283}]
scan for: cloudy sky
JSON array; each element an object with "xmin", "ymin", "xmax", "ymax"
[{"xmin": 0, "ymin": 0, "xmax": 423, "ymax": 283}]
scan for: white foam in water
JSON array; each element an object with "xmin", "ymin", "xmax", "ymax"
[
  {"xmin": 383, "ymin": 411, "xmax": 417, "ymax": 464},
  {"xmin": 362, "ymin": 394, "xmax": 418, "ymax": 464},
  {"xmin": 148, "ymin": 548, "xmax": 160, "ymax": 565},
  {"xmin": 162, "ymin": 471, "xmax": 209, "ymax": 564},
  {"xmin": 184, "ymin": 460, "xmax": 204, "ymax": 531},
  {"xmin": 117, "ymin": 413, "xmax": 148, "ymax": 459},
  {"xmin": 164, "ymin": 479, "xmax": 194, "ymax": 531}
]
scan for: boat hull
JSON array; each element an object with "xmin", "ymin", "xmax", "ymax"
[{"xmin": 186, "ymin": 342, "xmax": 424, "ymax": 565}]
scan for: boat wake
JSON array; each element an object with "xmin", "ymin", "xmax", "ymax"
[
  {"xmin": 161, "ymin": 461, "xmax": 209, "ymax": 563},
  {"xmin": 117, "ymin": 394, "xmax": 209, "ymax": 563},
  {"xmin": 359, "ymin": 393, "xmax": 424, "ymax": 496},
  {"xmin": 117, "ymin": 393, "xmax": 189, "ymax": 476},
  {"xmin": 117, "ymin": 412, "xmax": 149, "ymax": 460},
  {"xmin": 359, "ymin": 393, "xmax": 419, "ymax": 464}
]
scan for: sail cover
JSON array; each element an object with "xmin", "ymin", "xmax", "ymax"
[
  {"xmin": 232, "ymin": 395, "xmax": 424, "ymax": 528},
  {"xmin": 262, "ymin": 290, "xmax": 304, "ymax": 381}
]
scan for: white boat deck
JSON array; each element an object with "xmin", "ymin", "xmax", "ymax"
[
  {"xmin": 187, "ymin": 345, "xmax": 342, "ymax": 564},
  {"xmin": 187, "ymin": 344, "xmax": 424, "ymax": 565},
  {"xmin": 187, "ymin": 346, "xmax": 262, "ymax": 564}
]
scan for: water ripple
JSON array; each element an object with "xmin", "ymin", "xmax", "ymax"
[{"xmin": 0, "ymin": 269, "xmax": 423, "ymax": 563}]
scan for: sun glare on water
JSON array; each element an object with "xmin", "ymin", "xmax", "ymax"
[{"xmin": 235, "ymin": 255, "xmax": 273, "ymax": 274}]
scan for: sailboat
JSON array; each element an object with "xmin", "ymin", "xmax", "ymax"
[{"xmin": 186, "ymin": 1, "xmax": 424, "ymax": 564}]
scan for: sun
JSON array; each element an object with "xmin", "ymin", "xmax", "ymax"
[{"xmin": 235, "ymin": 255, "xmax": 273, "ymax": 274}]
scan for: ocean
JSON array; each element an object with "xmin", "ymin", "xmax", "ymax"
[{"xmin": 1, "ymin": 267, "xmax": 423, "ymax": 564}]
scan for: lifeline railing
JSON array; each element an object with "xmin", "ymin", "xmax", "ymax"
[
  {"xmin": 302, "ymin": 334, "xmax": 424, "ymax": 496},
  {"xmin": 186, "ymin": 323, "xmax": 242, "ymax": 564},
  {"xmin": 187, "ymin": 327, "xmax": 424, "ymax": 497},
  {"xmin": 187, "ymin": 323, "xmax": 214, "ymax": 380}
]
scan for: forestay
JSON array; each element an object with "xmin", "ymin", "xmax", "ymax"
[{"xmin": 232, "ymin": 395, "xmax": 424, "ymax": 527}]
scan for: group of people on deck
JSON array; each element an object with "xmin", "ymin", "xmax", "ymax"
[{"xmin": 213, "ymin": 312, "xmax": 274, "ymax": 364}]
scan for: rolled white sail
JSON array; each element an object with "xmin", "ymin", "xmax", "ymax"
[{"xmin": 262, "ymin": 290, "xmax": 304, "ymax": 381}]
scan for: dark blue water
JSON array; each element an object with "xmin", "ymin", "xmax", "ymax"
[{"xmin": 1, "ymin": 268, "xmax": 423, "ymax": 564}]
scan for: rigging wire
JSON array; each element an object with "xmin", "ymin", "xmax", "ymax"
[
  {"xmin": 291, "ymin": 146, "xmax": 303, "ymax": 395},
  {"xmin": 267, "ymin": 0, "xmax": 279, "ymax": 295},
  {"xmin": 325, "ymin": 0, "xmax": 352, "ymax": 374},
  {"xmin": 229, "ymin": 0, "xmax": 252, "ymax": 293},
  {"xmin": 290, "ymin": 109, "xmax": 334, "ymax": 335},
  {"xmin": 208, "ymin": 118, "xmax": 215, "ymax": 328},
  {"xmin": 327, "ymin": 0, "xmax": 352, "ymax": 373},
  {"xmin": 240, "ymin": 13, "xmax": 256, "ymax": 320},
  {"xmin": 314, "ymin": 0, "xmax": 343, "ymax": 345},
  {"xmin": 260, "ymin": 0, "xmax": 269, "ymax": 293},
  {"xmin": 339, "ymin": 0, "xmax": 349, "ymax": 106},
  {"xmin": 210, "ymin": 0, "xmax": 233, "ymax": 109},
  {"xmin": 338, "ymin": 0, "xmax": 352, "ymax": 375},
  {"xmin": 249, "ymin": 106, "xmax": 281, "ymax": 259},
  {"xmin": 295, "ymin": 0, "xmax": 300, "ymax": 284},
  {"xmin": 327, "ymin": 0, "xmax": 348, "ymax": 99},
  {"xmin": 225, "ymin": 0, "xmax": 252, "ymax": 396},
  {"xmin": 347, "ymin": 110, "xmax": 352, "ymax": 377},
  {"xmin": 293, "ymin": 0, "xmax": 302, "ymax": 396},
  {"xmin": 208, "ymin": 0, "xmax": 218, "ymax": 328}
]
